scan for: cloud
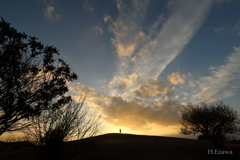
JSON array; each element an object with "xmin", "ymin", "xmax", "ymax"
[
  {"xmin": 132, "ymin": 0, "xmax": 213, "ymax": 80},
  {"xmin": 214, "ymin": 0, "xmax": 231, "ymax": 6},
  {"xmin": 102, "ymin": 96, "xmax": 182, "ymax": 130},
  {"xmin": 108, "ymin": 19, "xmax": 138, "ymax": 57},
  {"xmin": 103, "ymin": 77, "xmax": 179, "ymax": 130},
  {"xmin": 233, "ymin": 19, "xmax": 240, "ymax": 36},
  {"xmin": 215, "ymin": 0, "xmax": 231, "ymax": 2},
  {"xmin": 91, "ymin": 25, "xmax": 104, "ymax": 34},
  {"xmin": 131, "ymin": 78, "xmax": 174, "ymax": 98},
  {"xmin": 68, "ymin": 77, "xmax": 182, "ymax": 131},
  {"xmin": 214, "ymin": 27, "xmax": 223, "ymax": 32},
  {"xmin": 68, "ymin": 82, "xmax": 96, "ymax": 95},
  {"xmin": 167, "ymin": 72, "xmax": 186, "ymax": 85},
  {"xmin": 106, "ymin": 0, "xmax": 214, "ymax": 82},
  {"xmin": 44, "ymin": 5, "xmax": 61, "ymax": 22},
  {"xmin": 83, "ymin": 0, "xmax": 94, "ymax": 12},
  {"xmin": 98, "ymin": 0, "xmax": 214, "ymax": 130},
  {"xmin": 36, "ymin": 0, "xmax": 59, "ymax": 4},
  {"xmin": 103, "ymin": 14, "xmax": 112, "ymax": 23},
  {"xmin": 108, "ymin": 73, "xmax": 139, "ymax": 92},
  {"xmin": 193, "ymin": 47, "xmax": 240, "ymax": 101},
  {"xmin": 115, "ymin": 43, "xmax": 137, "ymax": 57},
  {"xmin": 189, "ymin": 81, "xmax": 196, "ymax": 87},
  {"xmin": 73, "ymin": 0, "xmax": 226, "ymax": 131},
  {"xmin": 107, "ymin": 0, "xmax": 150, "ymax": 58},
  {"xmin": 131, "ymin": 0, "xmax": 150, "ymax": 20},
  {"xmin": 68, "ymin": 82, "xmax": 117, "ymax": 111}
]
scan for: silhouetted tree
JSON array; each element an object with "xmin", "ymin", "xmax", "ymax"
[
  {"xmin": 179, "ymin": 101, "xmax": 240, "ymax": 149},
  {"xmin": 0, "ymin": 17, "xmax": 78, "ymax": 136}
]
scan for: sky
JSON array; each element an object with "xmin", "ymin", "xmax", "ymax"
[{"xmin": 1, "ymin": 0, "xmax": 240, "ymax": 139}]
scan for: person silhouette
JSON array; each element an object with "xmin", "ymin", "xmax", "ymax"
[{"xmin": 119, "ymin": 129, "xmax": 121, "ymax": 133}]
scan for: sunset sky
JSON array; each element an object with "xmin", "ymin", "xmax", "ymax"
[{"xmin": 1, "ymin": 0, "xmax": 240, "ymax": 139}]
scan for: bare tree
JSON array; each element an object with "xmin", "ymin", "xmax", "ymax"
[
  {"xmin": 0, "ymin": 18, "xmax": 77, "ymax": 136},
  {"xmin": 179, "ymin": 101, "xmax": 240, "ymax": 149},
  {"xmin": 23, "ymin": 92, "xmax": 103, "ymax": 159}
]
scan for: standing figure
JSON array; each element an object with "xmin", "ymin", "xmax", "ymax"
[{"xmin": 119, "ymin": 129, "xmax": 121, "ymax": 134}]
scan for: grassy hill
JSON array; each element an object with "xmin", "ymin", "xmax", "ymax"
[{"xmin": 0, "ymin": 133, "xmax": 239, "ymax": 160}]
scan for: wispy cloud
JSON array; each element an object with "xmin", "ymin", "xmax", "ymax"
[
  {"xmin": 98, "ymin": 0, "xmax": 215, "ymax": 130},
  {"xmin": 167, "ymin": 72, "xmax": 186, "ymax": 85},
  {"xmin": 103, "ymin": 14, "xmax": 111, "ymax": 23},
  {"xmin": 44, "ymin": 5, "xmax": 61, "ymax": 22},
  {"xmin": 68, "ymin": 82, "xmax": 104, "ymax": 108},
  {"xmin": 233, "ymin": 19, "xmax": 240, "ymax": 36},
  {"xmin": 193, "ymin": 47, "xmax": 240, "ymax": 102},
  {"xmin": 106, "ymin": 0, "xmax": 214, "ymax": 81},
  {"xmin": 133, "ymin": 0, "xmax": 213, "ymax": 80},
  {"xmin": 108, "ymin": 73, "xmax": 139, "ymax": 92},
  {"xmin": 72, "ymin": 0, "xmax": 239, "ymax": 132},
  {"xmin": 214, "ymin": 27, "xmax": 223, "ymax": 32},
  {"xmin": 106, "ymin": 0, "xmax": 150, "ymax": 58},
  {"xmin": 99, "ymin": 44, "xmax": 240, "ymax": 128},
  {"xmin": 83, "ymin": 0, "xmax": 94, "ymax": 12},
  {"xmin": 130, "ymin": 78, "xmax": 174, "ymax": 99},
  {"xmin": 91, "ymin": 25, "xmax": 104, "ymax": 34},
  {"xmin": 214, "ymin": 0, "xmax": 231, "ymax": 6},
  {"xmin": 189, "ymin": 81, "xmax": 196, "ymax": 87}
]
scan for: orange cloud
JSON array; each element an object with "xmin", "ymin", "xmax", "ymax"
[
  {"xmin": 114, "ymin": 42, "xmax": 137, "ymax": 57},
  {"xmin": 102, "ymin": 96, "xmax": 182, "ymax": 130},
  {"xmin": 68, "ymin": 78, "xmax": 183, "ymax": 131},
  {"xmin": 189, "ymin": 81, "xmax": 196, "ymax": 87},
  {"xmin": 108, "ymin": 73, "xmax": 139, "ymax": 91},
  {"xmin": 167, "ymin": 72, "xmax": 186, "ymax": 85},
  {"xmin": 131, "ymin": 78, "xmax": 174, "ymax": 98}
]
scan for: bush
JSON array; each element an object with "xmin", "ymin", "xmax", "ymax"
[{"xmin": 197, "ymin": 135, "xmax": 211, "ymax": 141}]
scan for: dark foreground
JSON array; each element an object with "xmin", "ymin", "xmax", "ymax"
[{"xmin": 0, "ymin": 133, "xmax": 239, "ymax": 160}]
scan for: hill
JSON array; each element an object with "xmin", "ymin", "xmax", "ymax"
[{"xmin": 0, "ymin": 133, "xmax": 239, "ymax": 160}]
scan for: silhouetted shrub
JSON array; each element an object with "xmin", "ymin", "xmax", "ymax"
[
  {"xmin": 197, "ymin": 135, "xmax": 227, "ymax": 141},
  {"xmin": 23, "ymin": 93, "xmax": 103, "ymax": 159},
  {"xmin": 197, "ymin": 135, "xmax": 212, "ymax": 141},
  {"xmin": 230, "ymin": 140, "xmax": 240, "ymax": 144},
  {"xmin": 0, "ymin": 141, "xmax": 35, "ymax": 151},
  {"xmin": 231, "ymin": 140, "xmax": 238, "ymax": 144}
]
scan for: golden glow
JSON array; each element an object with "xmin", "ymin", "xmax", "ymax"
[{"xmin": 101, "ymin": 123, "xmax": 179, "ymax": 137}]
